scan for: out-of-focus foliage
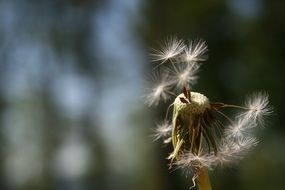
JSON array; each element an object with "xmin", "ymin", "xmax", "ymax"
[{"xmin": 0, "ymin": 0, "xmax": 284, "ymax": 190}]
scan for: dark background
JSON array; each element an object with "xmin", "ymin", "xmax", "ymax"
[{"xmin": 0, "ymin": 0, "xmax": 284, "ymax": 189}]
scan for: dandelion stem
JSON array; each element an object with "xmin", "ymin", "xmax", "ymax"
[{"xmin": 197, "ymin": 167, "xmax": 212, "ymax": 190}]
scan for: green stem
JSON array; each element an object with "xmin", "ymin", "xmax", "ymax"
[{"xmin": 197, "ymin": 167, "xmax": 212, "ymax": 190}]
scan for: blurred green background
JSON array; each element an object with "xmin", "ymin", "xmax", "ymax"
[{"xmin": 0, "ymin": 0, "xmax": 284, "ymax": 190}]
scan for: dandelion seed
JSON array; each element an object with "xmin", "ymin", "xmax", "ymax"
[
  {"xmin": 153, "ymin": 120, "xmax": 172, "ymax": 142},
  {"xmin": 150, "ymin": 37, "xmax": 185, "ymax": 64},
  {"xmin": 176, "ymin": 152, "xmax": 214, "ymax": 170},
  {"xmin": 144, "ymin": 69, "xmax": 173, "ymax": 106},
  {"xmin": 217, "ymin": 136, "xmax": 259, "ymax": 165},
  {"xmin": 225, "ymin": 117, "xmax": 257, "ymax": 139},
  {"xmin": 182, "ymin": 39, "xmax": 208, "ymax": 64},
  {"xmin": 240, "ymin": 92, "xmax": 273, "ymax": 125},
  {"xmin": 237, "ymin": 136, "xmax": 259, "ymax": 149},
  {"xmin": 169, "ymin": 63, "xmax": 200, "ymax": 88},
  {"xmin": 215, "ymin": 139, "xmax": 240, "ymax": 165}
]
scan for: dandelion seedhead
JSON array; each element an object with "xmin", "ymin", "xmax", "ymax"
[{"xmin": 145, "ymin": 37, "xmax": 272, "ymax": 189}]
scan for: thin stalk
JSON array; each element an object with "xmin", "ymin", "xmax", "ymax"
[
  {"xmin": 165, "ymin": 103, "xmax": 174, "ymax": 120},
  {"xmin": 197, "ymin": 167, "xmax": 212, "ymax": 190},
  {"xmin": 215, "ymin": 110, "xmax": 235, "ymax": 126},
  {"xmin": 221, "ymin": 104, "xmax": 249, "ymax": 110},
  {"xmin": 211, "ymin": 102, "xmax": 250, "ymax": 111},
  {"xmin": 166, "ymin": 90, "xmax": 178, "ymax": 98}
]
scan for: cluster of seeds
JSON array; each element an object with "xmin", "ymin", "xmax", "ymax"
[{"xmin": 145, "ymin": 37, "xmax": 272, "ymax": 188}]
